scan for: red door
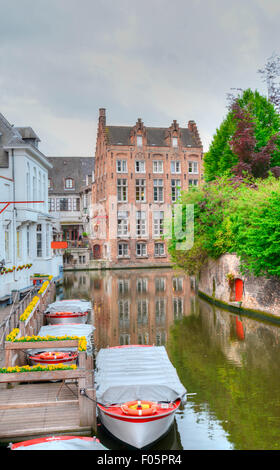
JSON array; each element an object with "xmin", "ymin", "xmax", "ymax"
[
  {"xmin": 235, "ymin": 279, "xmax": 243, "ymax": 301},
  {"xmin": 93, "ymin": 245, "xmax": 101, "ymax": 259}
]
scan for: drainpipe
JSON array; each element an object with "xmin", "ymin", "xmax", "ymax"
[{"xmin": 11, "ymin": 148, "xmax": 16, "ymax": 282}]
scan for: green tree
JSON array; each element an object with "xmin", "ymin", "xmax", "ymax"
[{"xmin": 204, "ymin": 89, "xmax": 280, "ymax": 181}]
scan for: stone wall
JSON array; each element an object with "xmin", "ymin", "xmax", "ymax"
[{"xmin": 199, "ymin": 253, "xmax": 280, "ymax": 317}]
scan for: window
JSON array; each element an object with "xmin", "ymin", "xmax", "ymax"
[
  {"xmin": 73, "ymin": 198, "xmax": 80, "ymax": 211},
  {"xmin": 119, "ymin": 300, "xmax": 130, "ymax": 326},
  {"xmin": 26, "ymin": 164, "xmax": 30, "ymax": 200},
  {"xmin": 171, "ymin": 179, "xmax": 181, "ymax": 202},
  {"xmin": 137, "ymin": 135, "xmax": 143, "ymax": 147},
  {"xmin": 189, "ymin": 161, "xmax": 198, "ymax": 174},
  {"xmin": 155, "ymin": 277, "xmax": 166, "ymax": 292},
  {"xmin": 172, "ymin": 277, "xmax": 183, "ymax": 292},
  {"xmin": 136, "ymin": 211, "xmax": 147, "ymax": 237},
  {"xmin": 36, "ymin": 224, "xmax": 42, "ymax": 257},
  {"xmin": 136, "ymin": 243, "xmax": 147, "ymax": 257},
  {"xmin": 137, "ymin": 300, "xmax": 148, "ymax": 324},
  {"xmin": 153, "ymin": 160, "xmax": 163, "ymax": 173},
  {"xmin": 135, "ymin": 179, "xmax": 146, "ymax": 202},
  {"xmin": 135, "ymin": 160, "xmax": 145, "ymax": 173},
  {"xmin": 16, "ymin": 230, "xmax": 22, "ymax": 259},
  {"xmin": 118, "ymin": 279, "xmax": 130, "ymax": 294},
  {"xmin": 48, "ymin": 198, "xmax": 55, "ymax": 211},
  {"xmin": 46, "ymin": 224, "xmax": 50, "ymax": 257},
  {"xmin": 26, "ymin": 225, "xmax": 30, "ymax": 258},
  {"xmin": 59, "ymin": 198, "xmax": 68, "ymax": 211},
  {"xmin": 117, "ymin": 211, "xmax": 129, "ymax": 237},
  {"xmin": 117, "ymin": 179, "xmax": 128, "ymax": 202},
  {"xmin": 136, "ymin": 278, "xmax": 148, "ymax": 293},
  {"xmin": 153, "ymin": 179, "xmax": 164, "ymax": 202},
  {"xmin": 155, "ymin": 298, "xmax": 166, "ymax": 322},
  {"xmin": 173, "ymin": 297, "xmax": 184, "ymax": 319},
  {"xmin": 5, "ymin": 227, "xmax": 10, "ymax": 262},
  {"xmin": 65, "ymin": 178, "xmax": 74, "ymax": 189},
  {"xmin": 118, "ymin": 242, "xmax": 129, "ymax": 257},
  {"xmin": 153, "ymin": 211, "xmax": 164, "ymax": 237},
  {"xmin": 171, "ymin": 161, "xmax": 181, "ymax": 174},
  {"xmin": 155, "ymin": 242, "xmax": 165, "ymax": 256},
  {"xmin": 189, "ymin": 179, "xmax": 199, "ymax": 187},
  {"xmin": 116, "ymin": 160, "xmax": 127, "ymax": 173},
  {"xmin": 172, "ymin": 137, "xmax": 178, "ymax": 147}
]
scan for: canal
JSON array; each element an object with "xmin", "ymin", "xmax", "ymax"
[{"xmin": 61, "ymin": 267, "xmax": 280, "ymax": 450}]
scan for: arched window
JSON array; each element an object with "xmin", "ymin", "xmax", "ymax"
[{"xmin": 65, "ymin": 178, "xmax": 74, "ymax": 189}]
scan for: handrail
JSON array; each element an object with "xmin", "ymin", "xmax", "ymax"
[{"xmin": 0, "ymin": 286, "xmax": 38, "ymax": 351}]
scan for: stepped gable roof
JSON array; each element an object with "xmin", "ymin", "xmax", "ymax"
[
  {"xmin": 47, "ymin": 156, "xmax": 94, "ymax": 195},
  {"xmin": 106, "ymin": 124, "xmax": 200, "ymax": 147}
]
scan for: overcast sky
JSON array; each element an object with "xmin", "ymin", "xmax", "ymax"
[{"xmin": 0, "ymin": 0, "xmax": 278, "ymax": 156}]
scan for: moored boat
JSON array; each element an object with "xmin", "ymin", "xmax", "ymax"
[
  {"xmin": 28, "ymin": 350, "xmax": 78, "ymax": 366},
  {"xmin": 10, "ymin": 435, "xmax": 107, "ymax": 450},
  {"xmin": 44, "ymin": 300, "xmax": 92, "ymax": 325},
  {"xmin": 95, "ymin": 345, "xmax": 186, "ymax": 449}
]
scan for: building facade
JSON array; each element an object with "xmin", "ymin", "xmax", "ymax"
[
  {"xmin": 91, "ymin": 108, "xmax": 203, "ymax": 267},
  {"xmin": 0, "ymin": 113, "xmax": 63, "ymax": 304},
  {"xmin": 47, "ymin": 156, "xmax": 94, "ymax": 244}
]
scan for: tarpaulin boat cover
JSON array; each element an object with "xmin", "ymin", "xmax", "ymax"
[
  {"xmin": 12, "ymin": 438, "xmax": 107, "ymax": 450},
  {"xmin": 31, "ymin": 324, "xmax": 95, "ymax": 354},
  {"xmin": 95, "ymin": 346, "xmax": 186, "ymax": 405},
  {"xmin": 45, "ymin": 299, "xmax": 92, "ymax": 314}
]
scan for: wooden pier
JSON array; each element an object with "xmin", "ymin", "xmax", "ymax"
[{"xmin": 0, "ymin": 282, "xmax": 96, "ymax": 442}]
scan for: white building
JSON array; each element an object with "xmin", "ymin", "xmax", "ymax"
[{"xmin": 0, "ymin": 113, "xmax": 63, "ymax": 304}]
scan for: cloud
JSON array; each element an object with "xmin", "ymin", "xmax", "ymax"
[{"xmin": 0, "ymin": 0, "xmax": 279, "ymax": 154}]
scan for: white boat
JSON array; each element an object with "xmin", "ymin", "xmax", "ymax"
[
  {"xmin": 10, "ymin": 435, "xmax": 107, "ymax": 450},
  {"xmin": 95, "ymin": 345, "xmax": 186, "ymax": 449},
  {"xmin": 44, "ymin": 300, "xmax": 92, "ymax": 325}
]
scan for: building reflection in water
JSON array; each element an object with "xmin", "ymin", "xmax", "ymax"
[{"xmin": 62, "ymin": 268, "xmax": 195, "ymax": 351}]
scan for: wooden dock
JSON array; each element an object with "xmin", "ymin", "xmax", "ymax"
[
  {"xmin": 0, "ymin": 381, "xmax": 92, "ymax": 441},
  {"xmin": 0, "ymin": 281, "xmax": 96, "ymax": 442}
]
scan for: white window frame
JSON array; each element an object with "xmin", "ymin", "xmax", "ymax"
[
  {"xmin": 117, "ymin": 179, "xmax": 128, "ymax": 202},
  {"xmin": 153, "ymin": 179, "xmax": 164, "ymax": 203},
  {"xmin": 136, "ymin": 211, "xmax": 147, "ymax": 237},
  {"xmin": 172, "ymin": 137, "xmax": 178, "ymax": 148},
  {"xmin": 117, "ymin": 211, "xmax": 129, "ymax": 237},
  {"xmin": 154, "ymin": 242, "xmax": 165, "ymax": 257},
  {"xmin": 65, "ymin": 178, "xmax": 74, "ymax": 189},
  {"xmin": 153, "ymin": 160, "xmax": 163, "ymax": 174},
  {"xmin": 137, "ymin": 135, "xmax": 143, "ymax": 147},
  {"xmin": 171, "ymin": 179, "xmax": 181, "ymax": 202},
  {"xmin": 171, "ymin": 161, "xmax": 181, "ymax": 174},
  {"xmin": 136, "ymin": 242, "xmax": 147, "ymax": 257},
  {"xmin": 153, "ymin": 211, "xmax": 164, "ymax": 237},
  {"xmin": 135, "ymin": 160, "xmax": 146, "ymax": 173},
  {"xmin": 118, "ymin": 242, "xmax": 129, "ymax": 257},
  {"xmin": 135, "ymin": 179, "xmax": 146, "ymax": 202},
  {"xmin": 116, "ymin": 159, "xmax": 128, "ymax": 173},
  {"xmin": 189, "ymin": 161, "xmax": 198, "ymax": 174},
  {"xmin": 189, "ymin": 179, "xmax": 199, "ymax": 187}
]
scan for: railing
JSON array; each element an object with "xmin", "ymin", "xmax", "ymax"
[{"xmin": 0, "ymin": 286, "xmax": 38, "ymax": 353}]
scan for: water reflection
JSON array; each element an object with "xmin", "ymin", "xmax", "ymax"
[
  {"xmin": 63, "ymin": 268, "xmax": 193, "ymax": 350},
  {"xmin": 62, "ymin": 269, "xmax": 280, "ymax": 450}
]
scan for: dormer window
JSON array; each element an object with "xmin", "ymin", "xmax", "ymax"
[
  {"xmin": 137, "ymin": 135, "xmax": 143, "ymax": 147},
  {"xmin": 65, "ymin": 178, "xmax": 74, "ymax": 189},
  {"xmin": 172, "ymin": 137, "xmax": 178, "ymax": 148}
]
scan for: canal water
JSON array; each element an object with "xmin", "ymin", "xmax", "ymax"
[{"xmin": 61, "ymin": 267, "xmax": 280, "ymax": 450}]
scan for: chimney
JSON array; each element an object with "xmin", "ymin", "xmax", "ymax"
[
  {"xmin": 188, "ymin": 120, "xmax": 202, "ymax": 148},
  {"xmin": 99, "ymin": 108, "xmax": 106, "ymax": 128}
]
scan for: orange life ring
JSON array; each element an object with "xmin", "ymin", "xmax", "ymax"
[
  {"xmin": 121, "ymin": 400, "xmax": 158, "ymax": 416},
  {"xmin": 38, "ymin": 351, "xmax": 65, "ymax": 360}
]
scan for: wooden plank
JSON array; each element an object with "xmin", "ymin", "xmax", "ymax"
[
  {"xmin": 0, "ymin": 425, "xmax": 92, "ymax": 440},
  {"xmin": 0, "ymin": 369, "xmax": 86, "ymax": 383},
  {"xmin": 5, "ymin": 340, "xmax": 79, "ymax": 350},
  {"xmin": 0, "ymin": 400, "xmax": 78, "ymax": 410}
]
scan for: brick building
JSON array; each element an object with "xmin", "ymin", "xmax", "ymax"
[{"xmin": 91, "ymin": 108, "xmax": 203, "ymax": 267}]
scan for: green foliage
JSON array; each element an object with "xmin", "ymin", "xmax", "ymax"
[
  {"xmin": 204, "ymin": 89, "xmax": 280, "ymax": 181},
  {"xmin": 168, "ymin": 176, "xmax": 280, "ymax": 277}
]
